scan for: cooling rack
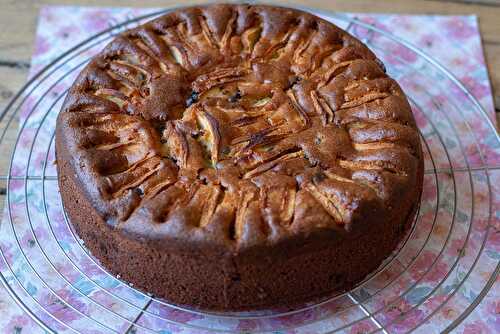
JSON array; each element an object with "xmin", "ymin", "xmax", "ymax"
[{"xmin": 0, "ymin": 5, "xmax": 498, "ymax": 334}]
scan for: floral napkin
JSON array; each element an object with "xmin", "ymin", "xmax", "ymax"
[{"xmin": 0, "ymin": 5, "xmax": 498, "ymax": 334}]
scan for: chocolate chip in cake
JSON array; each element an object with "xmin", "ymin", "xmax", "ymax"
[
  {"xmin": 228, "ymin": 89, "xmax": 242, "ymax": 103},
  {"xmin": 287, "ymin": 76, "xmax": 302, "ymax": 89},
  {"xmin": 186, "ymin": 91, "xmax": 199, "ymax": 107},
  {"xmin": 134, "ymin": 187, "xmax": 144, "ymax": 196},
  {"xmin": 312, "ymin": 171, "xmax": 326, "ymax": 183}
]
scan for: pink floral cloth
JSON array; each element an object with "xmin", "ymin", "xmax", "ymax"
[{"xmin": 0, "ymin": 5, "xmax": 498, "ymax": 334}]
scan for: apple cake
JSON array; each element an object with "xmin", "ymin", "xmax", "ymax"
[{"xmin": 56, "ymin": 4, "xmax": 423, "ymax": 311}]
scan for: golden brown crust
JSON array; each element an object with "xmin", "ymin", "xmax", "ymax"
[
  {"xmin": 56, "ymin": 4, "xmax": 423, "ymax": 310},
  {"xmin": 58, "ymin": 4, "xmax": 421, "ymax": 251}
]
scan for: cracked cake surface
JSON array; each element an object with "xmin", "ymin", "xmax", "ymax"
[{"xmin": 56, "ymin": 4, "xmax": 423, "ymax": 311}]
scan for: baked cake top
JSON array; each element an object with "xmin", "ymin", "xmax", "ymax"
[{"xmin": 57, "ymin": 4, "xmax": 422, "ymax": 251}]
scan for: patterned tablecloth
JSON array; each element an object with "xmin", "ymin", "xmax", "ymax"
[{"xmin": 0, "ymin": 5, "xmax": 498, "ymax": 333}]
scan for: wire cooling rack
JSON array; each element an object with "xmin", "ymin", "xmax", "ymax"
[{"xmin": 0, "ymin": 6, "xmax": 499, "ymax": 334}]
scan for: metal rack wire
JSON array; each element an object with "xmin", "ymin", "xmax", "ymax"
[{"xmin": 0, "ymin": 6, "xmax": 498, "ymax": 334}]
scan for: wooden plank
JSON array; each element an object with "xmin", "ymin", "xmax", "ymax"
[
  {"xmin": 430, "ymin": 0, "xmax": 500, "ymax": 6},
  {"xmin": 0, "ymin": 195, "xmax": 4, "ymax": 217},
  {"xmin": 0, "ymin": 0, "xmax": 498, "ymax": 115},
  {"xmin": 1, "ymin": 0, "xmax": 500, "ymax": 61},
  {"xmin": 1, "ymin": 0, "xmax": 498, "ymax": 113},
  {"xmin": 0, "ymin": 0, "xmax": 37, "ymax": 63},
  {"xmin": 0, "ymin": 177, "xmax": 5, "ymax": 216},
  {"xmin": 0, "ymin": 66, "xmax": 29, "ymax": 112},
  {"xmin": 484, "ymin": 44, "xmax": 500, "ymax": 110},
  {"xmin": 0, "ymin": 66, "xmax": 27, "ymax": 177}
]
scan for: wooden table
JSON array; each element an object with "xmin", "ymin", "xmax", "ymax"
[
  {"xmin": 0, "ymin": 0, "xmax": 499, "ymax": 209},
  {"xmin": 0, "ymin": 2, "xmax": 498, "ymax": 332}
]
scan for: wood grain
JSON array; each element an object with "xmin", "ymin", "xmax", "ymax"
[
  {"xmin": 1, "ymin": 0, "xmax": 498, "ymax": 107},
  {"xmin": 0, "ymin": 0, "xmax": 498, "ymax": 184}
]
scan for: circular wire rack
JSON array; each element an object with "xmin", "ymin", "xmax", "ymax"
[{"xmin": 0, "ymin": 5, "xmax": 498, "ymax": 334}]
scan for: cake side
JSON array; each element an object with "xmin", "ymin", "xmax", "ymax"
[{"xmin": 57, "ymin": 127, "xmax": 423, "ymax": 310}]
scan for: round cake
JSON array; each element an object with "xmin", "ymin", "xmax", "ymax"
[{"xmin": 56, "ymin": 4, "xmax": 423, "ymax": 311}]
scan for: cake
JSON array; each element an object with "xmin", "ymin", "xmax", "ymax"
[{"xmin": 56, "ymin": 4, "xmax": 423, "ymax": 311}]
